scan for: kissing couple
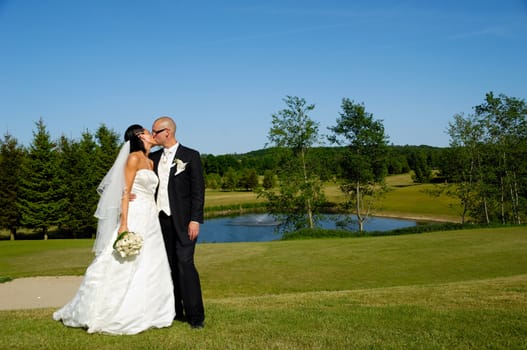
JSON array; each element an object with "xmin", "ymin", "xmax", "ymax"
[{"xmin": 53, "ymin": 116, "xmax": 205, "ymax": 334}]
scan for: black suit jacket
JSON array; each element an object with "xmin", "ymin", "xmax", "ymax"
[{"xmin": 151, "ymin": 144, "xmax": 205, "ymax": 245}]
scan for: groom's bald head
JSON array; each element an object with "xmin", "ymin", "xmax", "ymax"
[{"xmin": 154, "ymin": 116, "xmax": 176, "ymax": 133}]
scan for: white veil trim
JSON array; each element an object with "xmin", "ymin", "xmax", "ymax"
[{"xmin": 93, "ymin": 141, "xmax": 130, "ymax": 255}]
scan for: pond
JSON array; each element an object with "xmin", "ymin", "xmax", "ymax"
[{"xmin": 198, "ymin": 213, "xmax": 417, "ymax": 243}]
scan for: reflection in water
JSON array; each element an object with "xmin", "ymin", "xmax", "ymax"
[{"xmin": 199, "ymin": 214, "xmax": 416, "ymax": 243}]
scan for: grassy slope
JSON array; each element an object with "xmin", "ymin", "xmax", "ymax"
[
  {"xmin": 2, "ymin": 227, "xmax": 525, "ymax": 292},
  {"xmin": 1, "ymin": 275, "xmax": 526, "ymax": 350},
  {"xmin": 1, "ymin": 227, "xmax": 526, "ymax": 349},
  {"xmin": 1, "ymin": 174, "xmax": 525, "ymax": 349}
]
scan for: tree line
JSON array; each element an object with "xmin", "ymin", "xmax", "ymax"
[
  {"xmin": 0, "ymin": 92, "xmax": 525, "ymax": 239},
  {"xmin": 0, "ymin": 122, "xmax": 122, "ymax": 240},
  {"xmin": 202, "ymin": 144, "xmax": 444, "ymax": 190}
]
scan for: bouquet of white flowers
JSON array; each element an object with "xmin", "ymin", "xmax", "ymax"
[{"xmin": 113, "ymin": 231, "xmax": 143, "ymax": 258}]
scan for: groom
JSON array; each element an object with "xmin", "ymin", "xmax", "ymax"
[{"xmin": 150, "ymin": 116, "xmax": 205, "ymax": 329}]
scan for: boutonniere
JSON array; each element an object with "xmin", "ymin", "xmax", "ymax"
[{"xmin": 172, "ymin": 158, "xmax": 188, "ymax": 175}]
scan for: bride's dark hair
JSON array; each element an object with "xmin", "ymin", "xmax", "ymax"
[{"xmin": 124, "ymin": 124, "xmax": 146, "ymax": 153}]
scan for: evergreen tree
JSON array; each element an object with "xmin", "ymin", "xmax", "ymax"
[
  {"xmin": 57, "ymin": 131, "xmax": 99, "ymax": 237},
  {"xmin": 18, "ymin": 118, "xmax": 67, "ymax": 239},
  {"xmin": 0, "ymin": 134, "xmax": 24, "ymax": 240},
  {"xmin": 94, "ymin": 124, "xmax": 121, "ymax": 185}
]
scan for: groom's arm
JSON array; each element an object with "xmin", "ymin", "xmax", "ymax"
[
  {"xmin": 186, "ymin": 149, "xmax": 204, "ymax": 241},
  {"xmin": 189, "ymin": 149, "xmax": 205, "ymax": 224}
]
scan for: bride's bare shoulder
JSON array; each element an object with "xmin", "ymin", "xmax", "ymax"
[{"xmin": 126, "ymin": 152, "xmax": 143, "ymax": 169}]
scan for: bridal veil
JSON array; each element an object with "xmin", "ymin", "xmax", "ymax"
[{"xmin": 93, "ymin": 141, "xmax": 130, "ymax": 255}]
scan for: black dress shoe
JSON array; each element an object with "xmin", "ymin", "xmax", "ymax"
[
  {"xmin": 190, "ymin": 321, "xmax": 204, "ymax": 329},
  {"xmin": 174, "ymin": 315, "xmax": 187, "ymax": 323}
]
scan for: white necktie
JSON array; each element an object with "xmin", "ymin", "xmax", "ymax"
[{"xmin": 161, "ymin": 149, "xmax": 171, "ymax": 165}]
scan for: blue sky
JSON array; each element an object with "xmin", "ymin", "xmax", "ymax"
[{"xmin": 1, "ymin": 0, "xmax": 526, "ymax": 155}]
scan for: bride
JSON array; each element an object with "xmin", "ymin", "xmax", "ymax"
[{"xmin": 53, "ymin": 124, "xmax": 175, "ymax": 334}]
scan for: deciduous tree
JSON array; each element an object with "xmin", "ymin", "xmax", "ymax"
[
  {"xmin": 328, "ymin": 98, "xmax": 389, "ymax": 233},
  {"xmin": 475, "ymin": 92, "xmax": 527, "ymax": 224},
  {"xmin": 443, "ymin": 92, "xmax": 527, "ymax": 224},
  {"xmin": 260, "ymin": 96, "xmax": 326, "ymax": 232}
]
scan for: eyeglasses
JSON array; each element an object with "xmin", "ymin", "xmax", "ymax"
[{"xmin": 152, "ymin": 128, "xmax": 168, "ymax": 136}]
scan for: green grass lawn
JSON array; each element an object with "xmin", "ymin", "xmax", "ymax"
[
  {"xmin": 379, "ymin": 183, "xmax": 460, "ymax": 222},
  {"xmin": 1, "ymin": 226, "xmax": 526, "ymax": 349}
]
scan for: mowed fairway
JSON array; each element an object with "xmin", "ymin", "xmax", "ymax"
[{"xmin": 1, "ymin": 226, "xmax": 526, "ymax": 349}]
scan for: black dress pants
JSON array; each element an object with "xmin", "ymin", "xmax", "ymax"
[{"xmin": 159, "ymin": 211, "xmax": 205, "ymax": 324}]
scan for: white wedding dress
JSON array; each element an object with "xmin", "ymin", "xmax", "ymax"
[{"xmin": 53, "ymin": 169, "xmax": 175, "ymax": 335}]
